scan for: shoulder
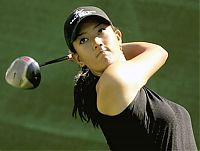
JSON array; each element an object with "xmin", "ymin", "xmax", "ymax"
[{"xmin": 96, "ymin": 62, "xmax": 141, "ymax": 116}]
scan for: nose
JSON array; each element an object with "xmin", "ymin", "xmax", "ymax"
[{"xmin": 94, "ymin": 37, "xmax": 103, "ymax": 49}]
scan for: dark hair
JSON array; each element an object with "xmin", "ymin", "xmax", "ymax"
[{"xmin": 72, "ymin": 66, "xmax": 100, "ymax": 127}]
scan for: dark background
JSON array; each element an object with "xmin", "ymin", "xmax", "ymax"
[{"xmin": 0, "ymin": 0, "xmax": 199, "ymax": 150}]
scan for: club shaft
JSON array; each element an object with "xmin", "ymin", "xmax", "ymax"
[{"xmin": 39, "ymin": 55, "xmax": 69, "ymax": 67}]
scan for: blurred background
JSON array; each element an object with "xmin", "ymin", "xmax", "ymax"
[{"xmin": 0, "ymin": 0, "xmax": 199, "ymax": 150}]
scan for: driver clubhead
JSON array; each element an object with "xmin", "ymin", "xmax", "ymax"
[{"xmin": 5, "ymin": 56, "xmax": 41, "ymax": 89}]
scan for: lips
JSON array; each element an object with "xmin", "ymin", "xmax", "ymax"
[
  {"xmin": 96, "ymin": 50, "xmax": 107, "ymax": 58},
  {"xmin": 96, "ymin": 47, "xmax": 109, "ymax": 58}
]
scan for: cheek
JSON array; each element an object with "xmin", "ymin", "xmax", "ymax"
[
  {"xmin": 105, "ymin": 32, "xmax": 120, "ymax": 47},
  {"xmin": 75, "ymin": 48, "xmax": 94, "ymax": 65}
]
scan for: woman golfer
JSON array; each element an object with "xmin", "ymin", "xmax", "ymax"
[{"xmin": 64, "ymin": 6, "xmax": 197, "ymax": 151}]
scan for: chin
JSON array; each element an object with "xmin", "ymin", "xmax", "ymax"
[
  {"xmin": 104, "ymin": 59, "xmax": 114, "ymax": 67},
  {"xmin": 104, "ymin": 55, "xmax": 115, "ymax": 64}
]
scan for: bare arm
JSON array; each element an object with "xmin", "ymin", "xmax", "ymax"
[
  {"xmin": 122, "ymin": 42, "xmax": 145, "ymax": 60},
  {"xmin": 122, "ymin": 42, "xmax": 168, "ymax": 84},
  {"xmin": 122, "ymin": 42, "xmax": 167, "ymax": 60},
  {"xmin": 97, "ymin": 42, "xmax": 168, "ymax": 115}
]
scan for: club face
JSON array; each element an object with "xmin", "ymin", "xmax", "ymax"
[{"xmin": 5, "ymin": 56, "xmax": 41, "ymax": 89}]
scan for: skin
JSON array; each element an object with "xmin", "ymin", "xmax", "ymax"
[
  {"xmin": 72, "ymin": 20, "xmax": 124, "ymax": 76},
  {"xmin": 71, "ymin": 18, "xmax": 168, "ymax": 116}
]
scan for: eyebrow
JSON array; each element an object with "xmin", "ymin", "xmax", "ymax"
[{"xmin": 76, "ymin": 23, "xmax": 102, "ymax": 38}]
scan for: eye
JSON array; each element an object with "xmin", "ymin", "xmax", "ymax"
[
  {"xmin": 80, "ymin": 38, "xmax": 88, "ymax": 44},
  {"xmin": 98, "ymin": 28, "xmax": 106, "ymax": 33}
]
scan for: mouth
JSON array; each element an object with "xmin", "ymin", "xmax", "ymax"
[
  {"xmin": 96, "ymin": 50, "xmax": 107, "ymax": 58},
  {"xmin": 96, "ymin": 47, "xmax": 109, "ymax": 58}
]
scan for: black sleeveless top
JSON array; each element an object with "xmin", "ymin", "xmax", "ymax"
[{"xmin": 96, "ymin": 87, "xmax": 197, "ymax": 151}]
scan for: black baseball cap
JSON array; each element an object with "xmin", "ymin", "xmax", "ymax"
[{"xmin": 64, "ymin": 6, "xmax": 112, "ymax": 52}]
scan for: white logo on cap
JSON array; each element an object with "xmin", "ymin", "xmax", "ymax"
[{"xmin": 70, "ymin": 9, "xmax": 96, "ymax": 24}]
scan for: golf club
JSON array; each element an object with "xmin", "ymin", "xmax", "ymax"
[
  {"xmin": 5, "ymin": 55, "xmax": 71, "ymax": 89},
  {"xmin": 39, "ymin": 55, "xmax": 70, "ymax": 67}
]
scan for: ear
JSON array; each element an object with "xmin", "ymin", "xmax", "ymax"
[
  {"xmin": 115, "ymin": 29, "xmax": 122, "ymax": 44},
  {"xmin": 71, "ymin": 53, "xmax": 85, "ymax": 67}
]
